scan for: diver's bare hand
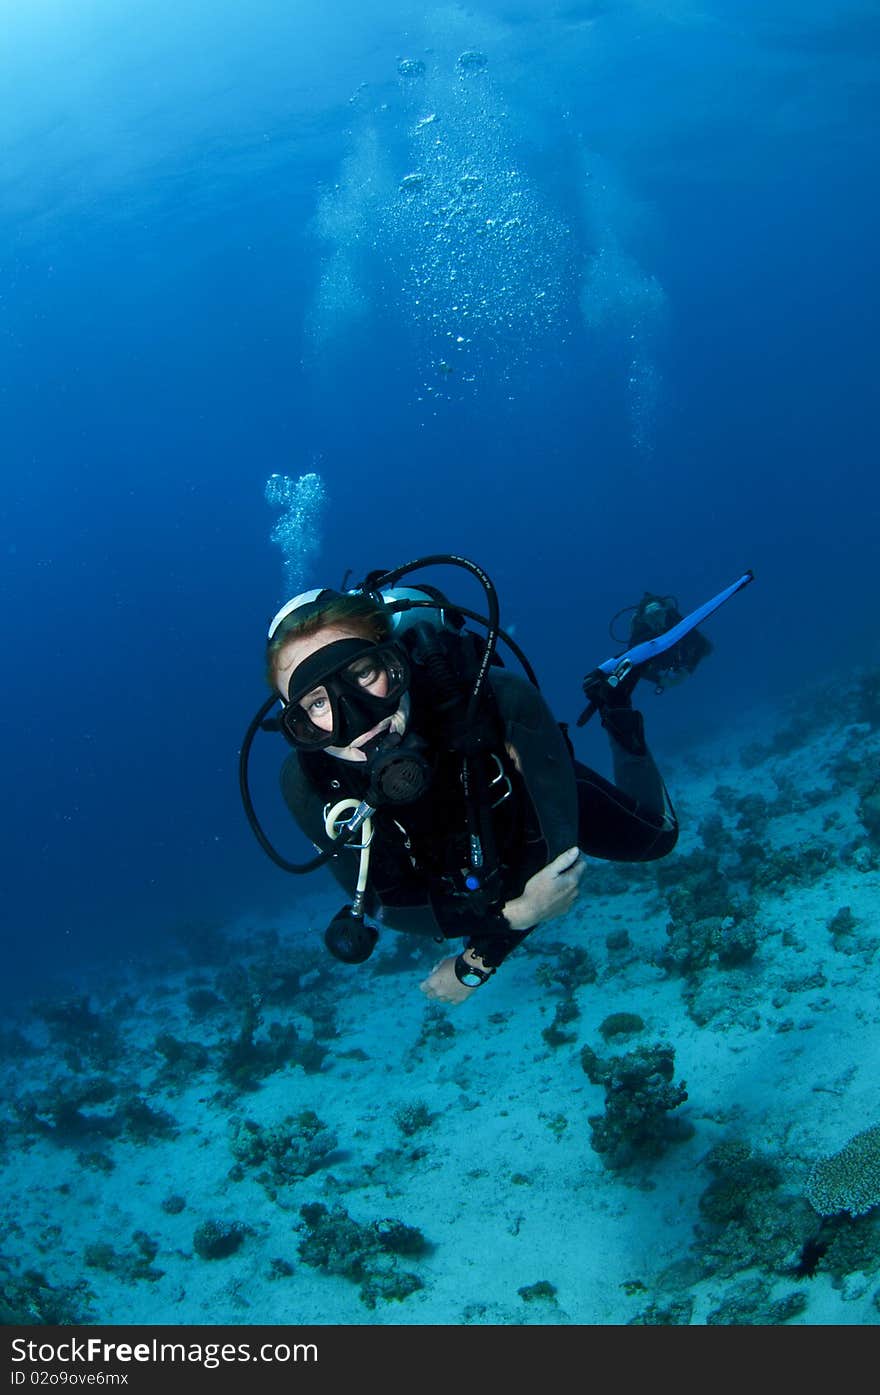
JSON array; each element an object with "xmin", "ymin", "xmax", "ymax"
[
  {"xmin": 503, "ymin": 845, "xmax": 585, "ymax": 931},
  {"xmin": 419, "ymin": 956, "xmax": 480, "ymax": 1006}
]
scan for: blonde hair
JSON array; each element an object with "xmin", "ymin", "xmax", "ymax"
[{"xmin": 265, "ymin": 593, "xmax": 390, "ymax": 688}]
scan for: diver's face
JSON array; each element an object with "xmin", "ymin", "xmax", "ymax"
[
  {"xmin": 643, "ymin": 602, "xmax": 668, "ymax": 633},
  {"xmin": 274, "ymin": 625, "xmax": 391, "ymax": 735}
]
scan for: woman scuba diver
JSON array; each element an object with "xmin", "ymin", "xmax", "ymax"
[{"xmin": 240, "ymin": 555, "xmax": 752, "ymax": 1005}]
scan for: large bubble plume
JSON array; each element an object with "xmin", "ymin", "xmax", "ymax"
[
  {"xmin": 304, "ymin": 43, "xmax": 573, "ymax": 405},
  {"xmin": 382, "ymin": 49, "xmax": 573, "ymax": 401}
]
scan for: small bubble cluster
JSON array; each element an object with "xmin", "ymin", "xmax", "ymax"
[
  {"xmin": 626, "ymin": 352, "xmax": 662, "ymax": 458},
  {"xmin": 304, "ymin": 128, "xmax": 388, "ymax": 355},
  {"xmin": 578, "ymin": 164, "xmax": 668, "ymax": 453},
  {"xmin": 265, "ymin": 471, "xmax": 327, "ymax": 599}
]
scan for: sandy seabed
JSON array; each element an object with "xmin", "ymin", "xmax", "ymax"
[{"xmin": 2, "ymin": 676, "xmax": 880, "ymax": 1328}]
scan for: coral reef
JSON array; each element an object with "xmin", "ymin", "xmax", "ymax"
[
  {"xmin": 656, "ymin": 849, "xmax": 758, "ymax": 979},
  {"xmin": 827, "ymin": 906, "xmax": 857, "ymax": 941},
  {"xmin": 535, "ymin": 943, "xmax": 598, "ymax": 994},
  {"xmin": 119, "ymin": 1096, "xmax": 178, "ymax": 1144},
  {"xmin": 153, "ymin": 1032, "xmax": 210, "ymax": 1091},
  {"xmin": 749, "ymin": 841, "xmax": 836, "ymax": 894},
  {"xmin": 84, "ymin": 1232, "xmax": 164, "ymax": 1284},
  {"xmin": 393, "ymin": 1101, "xmax": 435, "ymax": 1137},
  {"xmin": 602, "ymin": 928, "xmax": 640, "ymax": 978},
  {"xmin": 406, "ymin": 1005, "xmax": 456, "ymax": 1064},
  {"xmin": 247, "ymin": 943, "xmax": 306, "ymax": 1007},
  {"xmin": 77, "ymin": 1149, "xmax": 115, "ymax": 1173},
  {"xmin": 185, "ymin": 986, "xmax": 225, "ymax": 1020},
  {"xmin": 698, "ymin": 811, "xmax": 726, "ymax": 854},
  {"xmin": 628, "ymin": 1296, "xmax": 694, "ymax": 1325},
  {"xmin": 541, "ymin": 996, "xmax": 580, "ymax": 1048},
  {"xmin": 218, "ymin": 995, "xmax": 327, "ymax": 1092},
  {"xmin": 605, "ymin": 929, "xmax": 631, "ymax": 955},
  {"xmin": 696, "ymin": 1140, "xmax": 807, "ymax": 1273},
  {"xmin": 192, "ymin": 1220, "xmax": 249, "ymax": 1260},
  {"xmin": 812, "ymin": 1211, "xmax": 880, "ymax": 1284},
  {"xmin": 33, "ymin": 996, "xmax": 122, "ymax": 1071},
  {"xmin": 650, "ymin": 843, "xmax": 768, "ymax": 1030},
  {"xmin": 15, "ymin": 1079, "xmax": 176, "ymax": 1145},
  {"xmin": 857, "ymin": 782, "xmax": 880, "ymax": 845},
  {"xmin": 657, "ymin": 847, "xmax": 728, "ymax": 903},
  {"xmin": 16, "ymin": 1076, "xmax": 118, "ymax": 1142},
  {"xmin": 0, "ymin": 1256, "xmax": 92, "ymax": 1325},
  {"xmin": 598, "ymin": 1012, "xmax": 645, "ymax": 1042},
  {"xmin": 355, "ymin": 1142, "xmax": 432, "ymax": 1194},
  {"xmin": 806, "ymin": 1125, "xmax": 880, "ymax": 1218},
  {"xmin": 228, "ymin": 1112, "xmax": 338, "ymax": 1198},
  {"xmin": 533, "ymin": 942, "xmax": 596, "ymax": 1047},
  {"xmin": 297, "ymin": 1202, "xmax": 429, "ymax": 1309},
  {"xmin": 690, "ymin": 1137, "xmax": 880, "ymax": 1295},
  {"xmin": 738, "ymin": 703, "xmax": 830, "ymax": 768},
  {"xmin": 518, "ymin": 1280, "xmax": 557, "ymax": 1303},
  {"xmin": 615, "ymin": 1130, "xmax": 880, "ymax": 1318},
  {"xmin": 580, "ymin": 1041, "xmax": 692, "ymax": 1169},
  {"xmin": 705, "ymin": 1278, "xmax": 806, "ymax": 1325}
]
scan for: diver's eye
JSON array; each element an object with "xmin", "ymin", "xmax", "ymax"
[
  {"xmin": 349, "ymin": 661, "xmax": 382, "ymax": 688},
  {"xmin": 302, "ymin": 689, "xmax": 330, "ymax": 719}
]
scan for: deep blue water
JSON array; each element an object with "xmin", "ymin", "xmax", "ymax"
[{"xmin": 2, "ymin": 0, "xmax": 878, "ymax": 996}]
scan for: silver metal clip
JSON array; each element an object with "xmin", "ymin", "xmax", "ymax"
[
  {"xmin": 489, "ymin": 752, "xmax": 512, "ymax": 807},
  {"xmin": 609, "ymin": 658, "xmax": 633, "ymax": 688}
]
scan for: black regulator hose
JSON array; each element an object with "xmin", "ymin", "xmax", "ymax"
[
  {"xmin": 364, "ymin": 554, "xmax": 507, "ymax": 889},
  {"xmin": 239, "ymin": 695, "xmax": 341, "ymax": 874},
  {"xmin": 358, "ymin": 554, "xmax": 502, "ymax": 724},
  {"xmin": 383, "ymin": 597, "xmax": 540, "ymax": 689}
]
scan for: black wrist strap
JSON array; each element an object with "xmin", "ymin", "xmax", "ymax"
[{"xmin": 454, "ymin": 953, "xmax": 495, "ymax": 987}]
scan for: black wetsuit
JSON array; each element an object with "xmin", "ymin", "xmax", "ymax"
[
  {"xmin": 280, "ymin": 668, "xmax": 677, "ymax": 969},
  {"xmin": 630, "ymin": 596, "xmax": 713, "ymax": 688}
]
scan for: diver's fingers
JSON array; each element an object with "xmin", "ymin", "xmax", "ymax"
[
  {"xmin": 556, "ymin": 854, "xmax": 587, "ymax": 887},
  {"xmin": 558, "ymin": 859, "xmax": 587, "ymax": 904},
  {"xmin": 549, "ymin": 846, "xmax": 581, "ymax": 876}
]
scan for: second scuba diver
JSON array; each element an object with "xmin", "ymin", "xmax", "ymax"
[
  {"xmin": 615, "ymin": 592, "xmax": 713, "ymax": 692},
  {"xmin": 242, "ymin": 557, "xmax": 752, "ymax": 1005}
]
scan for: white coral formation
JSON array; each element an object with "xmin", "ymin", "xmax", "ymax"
[{"xmin": 806, "ymin": 1124, "xmax": 880, "ymax": 1217}]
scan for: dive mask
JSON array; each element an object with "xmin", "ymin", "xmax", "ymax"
[{"xmin": 280, "ymin": 638, "xmax": 410, "ymax": 750}]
